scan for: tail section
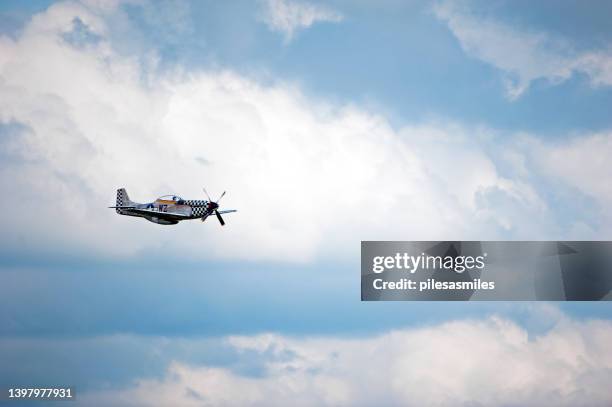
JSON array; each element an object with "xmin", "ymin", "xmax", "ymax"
[{"xmin": 116, "ymin": 188, "xmax": 133, "ymax": 214}]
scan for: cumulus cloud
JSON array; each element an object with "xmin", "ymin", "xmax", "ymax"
[
  {"xmin": 434, "ymin": 1, "xmax": 612, "ymax": 99},
  {"xmin": 0, "ymin": 1, "xmax": 610, "ymax": 263},
  {"xmin": 535, "ymin": 134, "xmax": 612, "ymax": 206},
  {"xmin": 83, "ymin": 312, "xmax": 612, "ymax": 406},
  {"xmin": 258, "ymin": 0, "xmax": 343, "ymax": 42}
]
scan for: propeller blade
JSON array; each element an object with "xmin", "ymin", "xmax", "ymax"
[
  {"xmin": 217, "ymin": 191, "xmax": 226, "ymax": 203},
  {"xmin": 215, "ymin": 210, "xmax": 225, "ymax": 226},
  {"xmin": 202, "ymin": 187, "xmax": 212, "ymax": 201}
]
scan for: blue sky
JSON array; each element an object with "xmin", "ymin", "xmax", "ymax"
[
  {"xmin": 113, "ymin": 0, "xmax": 612, "ymax": 133},
  {"xmin": 1, "ymin": 0, "xmax": 612, "ymax": 405},
  {"xmin": 111, "ymin": 0, "xmax": 612, "ymax": 135},
  {"xmin": 4, "ymin": 0, "xmax": 612, "ymax": 135}
]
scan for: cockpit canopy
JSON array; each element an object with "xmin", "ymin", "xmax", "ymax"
[{"xmin": 155, "ymin": 195, "xmax": 185, "ymax": 205}]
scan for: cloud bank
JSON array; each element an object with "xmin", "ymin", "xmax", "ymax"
[
  {"xmin": 1, "ymin": 1, "xmax": 611, "ymax": 263},
  {"xmin": 434, "ymin": 1, "xmax": 612, "ymax": 99},
  {"xmin": 83, "ymin": 312, "xmax": 612, "ymax": 406}
]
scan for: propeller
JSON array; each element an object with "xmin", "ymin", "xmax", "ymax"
[
  {"xmin": 215, "ymin": 210, "xmax": 225, "ymax": 226},
  {"xmin": 202, "ymin": 187, "xmax": 212, "ymax": 201},
  {"xmin": 202, "ymin": 188, "xmax": 227, "ymax": 226}
]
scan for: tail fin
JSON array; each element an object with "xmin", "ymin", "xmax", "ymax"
[{"xmin": 116, "ymin": 188, "xmax": 133, "ymax": 214}]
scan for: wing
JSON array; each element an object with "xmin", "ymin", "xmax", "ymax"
[
  {"xmin": 124, "ymin": 208, "xmax": 192, "ymax": 220},
  {"xmin": 216, "ymin": 209, "xmax": 237, "ymax": 215},
  {"xmin": 108, "ymin": 206, "xmax": 136, "ymax": 209}
]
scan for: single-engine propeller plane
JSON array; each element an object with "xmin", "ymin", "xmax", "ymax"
[{"xmin": 109, "ymin": 188, "xmax": 237, "ymax": 225}]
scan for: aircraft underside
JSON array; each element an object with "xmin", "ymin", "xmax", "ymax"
[{"xmin": 143, "ymin": 215, "xmax": 179, "ymax": 225}]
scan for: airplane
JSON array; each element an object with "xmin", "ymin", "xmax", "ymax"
[{"xmin": 109, "ymin": 188, "xmax": 237, "ymax": 225}]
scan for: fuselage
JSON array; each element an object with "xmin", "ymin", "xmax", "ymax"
[{"xmin": 118, "ymin": 195, "xmax": 216, "ymax": 224}]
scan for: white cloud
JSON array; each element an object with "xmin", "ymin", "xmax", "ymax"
[
  {"xmin": 1, "ymin": 1, "xmax": 610, "ymax": 263},
  {"xmin": 258, "ymin": 0, "xmax": 343, "ymax": 43},
  {"xmin": 433, "ymin": 1, "xmax": 612, "ymax": 99},
  {"xmin": 534, "ymin": 133, "xmax": 612, "ymax": 208},
  {"xmin": 83, "ymin": 312, "xmax": 612, "ymax": 406}
]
